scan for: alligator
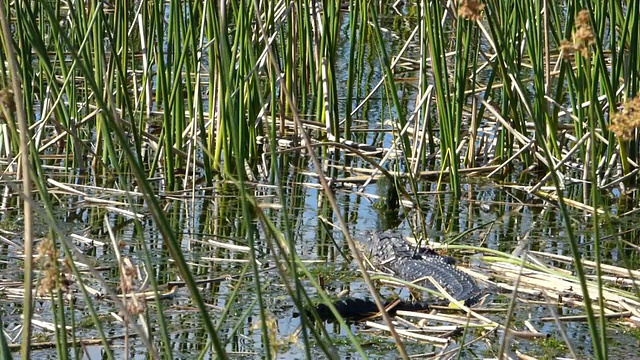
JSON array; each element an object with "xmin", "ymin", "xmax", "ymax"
[
  {"xmin": 308, "ymin": 231, "xmax": 483, "ymax": 322},
  {"xmin": 308, "ymin": 297, "xmax": 431, "ymax": 323},
  {"xmin": 358, "ymin": 230, "xmax": 483, "ymax": 306}
]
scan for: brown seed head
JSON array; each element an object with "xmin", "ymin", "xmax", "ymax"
[
  {"xmin": 125, "ymin": 296, "xmax": 146, "ymax": 316},
  {"xmin": 560, "ymin": 10, "xmax": 596, "ymax": 60},
  {"xmin": 36, "ymin": 238, "xmax": 60, "ymax": 296},
  {"xmin": 610, "ymin": 96, "xmax": 640, "ymax": 141},
  {"xmin": 574, "ymin": 10, "xmax": 595, "ymax": 58},
  {"xmin": 458, "ymin": 0, "xmax": 485, "ymax": 21},
  {"xmin": 119, "ymin": 258, "xmax": 138, "ymax": 294}
]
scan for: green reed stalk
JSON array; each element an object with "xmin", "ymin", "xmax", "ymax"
[
  {"xmin": 91, "ymin": 3, "xmax": 121, "ymax": 174},
  {"xmin": 454, "ymin": 15, "xmax": 482, "ymax": 169},
  {"xmin": 596, "ymin": 1, "xmax": 634, "ymax": 173},
  {"xmin": 20, "ymin": 2, "xmax": 172, "ymax": 356},
  {"xmin": 103, "ymin": 21, "xmax": 142, "ymax": 166},
  {"xmin": 134, "ymin": 220, "xmax": 174, "ymax": 358},
  {"xmin": 582, "ymin": 9, "xmax": 608, "ymax": 357},
  {"xmin": 547, "ymin": 3, "xmax": 583, "ymax": 163},
  {"xmin": 263, "ymin": 31, "xmax": 318, "ymax": 355},
  {"xmin": 620, "ymin": 1, "xmax": 639, "ymax": 104},
  {"xmin": 39, "ymin": 1, "xmax": 83, "ymax": 169},
  {"xmin": 481, "ymin": 2, "xmax": 622, "ymax": 357},
  {"xmin": 518, "ymin": 0, "xmax": 558, "ymax": 158},
  {"xmin": 209, "ymin": 2, "xmax": 261, "ymax": 177},
  {"xmin": 280, "ymin": 1, "xmax": 311, "ymax": 121},
  {"xmin": 344, "ymin": 0, "xmax": 360, "ymax": 139},
  {"xmin": 590, "ymin": 106, "xmax": 608, "ymax": 358},
  {"xmin": 418, "ymin": 7, "xmax": 434, "ymax": 159},
  {"xmin": 212, "ymin": 1, "xmax": 283, "ymax": 355},
  {"xmin": 354, "ymin": 1, "xmax": 367, "ymax": 112},
  {"xmin": 227, "ymin": 107, "xmax": 274, "ymax": 360},
  {"xmin": 623, "ymin": 1, "xmax": 640, "ymax": 163},
  {"xmin": 216, "ymin": 263, "xmax": 251, "ymax": 332},
  {"xmin": 16, "ymin": 1, "xmax": 80, "ymax": 171},
  {"xmin": 152, "ymin": 0, "xmax": 174, "ymax": 189},
  {"xmin": 205, "ymin": 17, "xmax": 221, "ymax": 173},
  {"xmin": 420, "ymin": 2, "xmax": 460, "ymax": 196},
  {"xmin": 148, "ymin": 0, "xmax": 203, "ymax": 188},
  {"xmin": 367, "ymin": 5, "xmax": 425, "ymax": 225},
  {"xmin": 207, "ymin": 1, "xmax": 241, "ymax": 176},
  {"xmin": 559, "ymin": 12, "xmax": 589, "ymax": 166},
  {"xmin": 616, "ymin": 0, "xmax": 639, "ymax": 177},
  {"xmin": 249, "ymin": 201, "xmax": 365, "ymax": 358},
  {"xmin": 53, "ymin": 285, "xmax": 69, "ymax": 360},
  {"xmin": 253, "ymin": 2, "xmax": 409, "ymax": 356},
  {"xmin": 283, "ymin": 4, "xmax": 295, "ymax": 128},
  {"xmin": 171, "ymin": 1, "xmax": 212, "ymax": 184},
  {"xmin": 235, "ymin": 1, "xmax": 261, "ymax": 169},
  {"xmin": 45, "ymin": 3, "xmax": 227, "ymax": 355},
  {"xmin": 0, "ymin": 2, "xmax": 36, "ymax": 358},
  {"xmin": 96, "ymin": 82, "xmax": 230, "ymax": 359},
  {"xmin": 320, "ymin": 0, "xmax": 340, "ymax": 137},
  {"xmin": 541, "ymin": 21, "xmax": 606, "ymax": 360},
  {"xmin": 484, "ymin": 0, "xmax": 530, "ymax": 164},
  {"xmin": 531, "ymin": 149, "xmax": 606, "ymax": 360},
  {"xmin": 586, "ymin": 7, "xmax": 616, "ymax": 169},
  {"xmin": 112, "ymin": 0, "xmax": 127, "ymax": 112},
  {"xmin": 169, "ymin": 0, "xmax": 186, "ymax": 169}
]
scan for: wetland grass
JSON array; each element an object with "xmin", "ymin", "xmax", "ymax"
[{"xmin": 0, "ymin": 0, "xmax": 638, "ymax": 359}]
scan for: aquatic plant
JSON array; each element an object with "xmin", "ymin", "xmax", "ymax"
[{"xmin": 0, "ymin": 0, "xmax": 638, "ymax": 359}]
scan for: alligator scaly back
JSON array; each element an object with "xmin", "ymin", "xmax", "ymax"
[{"xmin": 360, "ymin": 231, "xmax": 483, "ymax": 306}]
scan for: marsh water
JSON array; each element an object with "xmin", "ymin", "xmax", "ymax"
[{"xmin": 2, "ymin": 170, "xmax": 639, "ymax": 359}]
